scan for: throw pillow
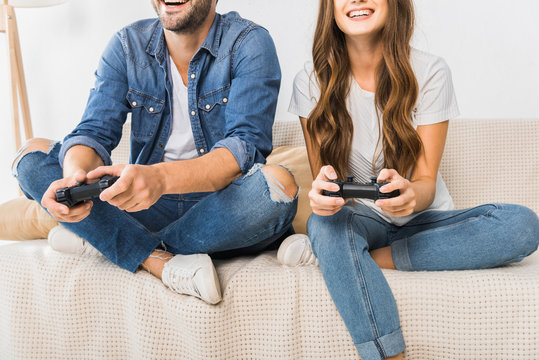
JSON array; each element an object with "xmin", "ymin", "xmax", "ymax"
[
  {"xmin": 266, "ymin": 146, "xmax": 313, "ymax": 234},
  {"xmin": 0, "ymin": 196, "xmax": 58, "ymax": 240}
]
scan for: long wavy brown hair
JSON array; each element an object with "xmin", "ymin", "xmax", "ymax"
[{"xmin": 307, "ymin": 0, "xmax": 421, "ymax": 179}]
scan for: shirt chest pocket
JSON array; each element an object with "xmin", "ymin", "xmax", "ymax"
[
  {"xmin": 197, "ymin": 87, "xmax": 230, "ymax": 139},
  {"xmin": 126, "ymin": 90, "xmax": 165, "ymax": 139}
]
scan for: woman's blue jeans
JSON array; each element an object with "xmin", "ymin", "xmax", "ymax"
[
  {"xmin": 307, "ymin": 202, "xmax": 539, "ymax": 360},
  {"xmin": 13, "ymin": 143, "xmax": 298, "ymax": 273}
]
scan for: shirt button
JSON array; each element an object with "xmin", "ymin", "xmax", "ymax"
[
  {"xmin": 159, "ymin": 143, "xmax": 164, "ymax": 148},
  {"xmin": 149, "ymin": 107, "xmax": 154, "ymax": 113},
  {"xmin": 223, "ymin": 98, "xmax": 228, "ymax": 103},
  {"xmin": 191, "ymin": 74, "xmax": 196, "ymax": 79},
  {"xmin": 191, "ymin": 110, "xmax": 196, "ymax": 116},
  {"xmin": 200, "ymin": 149, "xmax": 205, "ymax": 153},
  {"xmin": 205, "ymin": 104, "xmax": 210, "ymax": 110},
  {"xmin": 132, "ymin": 101, "xmax": 137, "ymax": 106}
]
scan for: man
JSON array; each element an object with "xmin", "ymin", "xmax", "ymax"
[{"xmin": 12, "ymin": 0, "xmax": 297, "ymax": 305}]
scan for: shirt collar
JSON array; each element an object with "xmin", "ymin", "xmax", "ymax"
[
  {"xmin": 146, "ymin": 13, "xmax": 222, "ymax": 63},
  {"xmin": 199, "ymin": 13, "xmax": 221, "ymax": 58},
  {"xmin": 146, "ymin": 20, "xmax": 166, "ymax": 64}
]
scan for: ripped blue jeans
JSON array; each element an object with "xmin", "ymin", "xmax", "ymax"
[{"xmin": 13, "ymin": 142, "xmax": 298, "ymax": 272}]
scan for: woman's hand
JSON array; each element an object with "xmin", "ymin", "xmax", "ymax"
[
  {"xmin": 375, "ymin": 169, "xmax": 416, "ymax": 217},
  {"xmin": 41, "ymin": 170, "xmax": 93, "ymax": 223},
  {"xmin": 87, "ymin": 164, "xmax": 165, "ymax": 213},
  {"xmin": 309, "ymin": 165, "xmax": 348, "ymax": 216}
]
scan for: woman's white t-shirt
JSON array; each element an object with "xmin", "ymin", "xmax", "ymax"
[{"xmin": 289, "ymin": 48, "xmax": 460, "ymax": 226}]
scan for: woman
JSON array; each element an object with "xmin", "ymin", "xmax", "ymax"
[{"xmin": 286, "ymin": 0, "xmax": 539, "ymax": 359}]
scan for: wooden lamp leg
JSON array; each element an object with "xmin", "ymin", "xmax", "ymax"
[
  {"xmin": 10, "ymin": 5, "xmax": 33, "ymax": 143},
  {"xmin": 2, "ymin": 3, "xmax": 33, "ymax": 153}
]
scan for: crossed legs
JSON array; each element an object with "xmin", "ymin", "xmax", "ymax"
[
  {"xmin": 142, "ymin": 164, "xmax": 299, "ymax": 280},
  {"xmin": 13, "ymin": 138, "xmax": 299, "ymax": 303}
]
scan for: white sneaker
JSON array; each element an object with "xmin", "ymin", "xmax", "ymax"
[
  {"xmin": 277, "ymin": 234, "xmax": 318, "ymax": 267},
  {"xmin": 161, "ymin": 253, "xmax": 222, "ymax": 305},
  {"xmin": 48, "ymin": 225, "xmax": 90, "ymax": 255}
]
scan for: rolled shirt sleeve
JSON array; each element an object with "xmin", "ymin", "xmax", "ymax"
[
  {"xmin": 59, "ymin": 135, "xmax": 112, "ymax": 168},
  {"xmin": 212, "ymin": 27, "xmax": 281, "ymax": 174}
]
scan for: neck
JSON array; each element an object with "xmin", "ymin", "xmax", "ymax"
[
  {"xmin": 164, "ymin": 11, "xmax": 215, "ymax": 77},
  {"xmin": 346, "ymin": 34, "xmax": 383, "ymax": 92}
]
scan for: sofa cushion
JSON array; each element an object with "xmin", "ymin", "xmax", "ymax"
[
  {"xmin": 0, "ymin": 196, "xmax": 57, "ymax": 240},
  {"xmin": 440, "ymin": 119, "xmax": 539, "ymax": 212},
  {"xmin": 267, "ymin": 146, "xmax": 312, "ymax": 234}
]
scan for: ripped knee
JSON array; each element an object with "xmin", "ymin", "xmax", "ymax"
[
  {"xmin": 261, "ymin": 164, "xmax": 298, "ymax": 202},
  {"xmin": 12, "ymin": 138, "xmax": 55, "ymax": 174}
]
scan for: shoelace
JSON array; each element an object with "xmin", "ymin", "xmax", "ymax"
[{"xmin": 163, "ymin": 265, "xmax": 201, "ymax": 296}]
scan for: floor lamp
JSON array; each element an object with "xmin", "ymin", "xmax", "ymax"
[{"xmin": 1, "ymin": 0, "xmax": 68, "ymax": 152}]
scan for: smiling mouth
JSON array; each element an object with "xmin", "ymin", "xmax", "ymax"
[
  {"xmin": 348, "ymin": 9, "xmax": 374, "ymax": 18},
  {"xmin": 162, "ymin": 0, "xmax": 189, "ymax": 6}
]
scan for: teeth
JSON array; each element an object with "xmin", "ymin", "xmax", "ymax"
[
  {"xmin": 349, "ymin": 9, "xmax": 373, "ymax": 18},
  {"xmin": 163, "ymin": 0, "xmax": 188, "ymax": 5}
]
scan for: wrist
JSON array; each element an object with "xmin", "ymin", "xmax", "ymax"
[
  {"xmin": 62, "ymin": 165, "xmax": 86, "ymax": 180},
  {"xmin": 152, "ymin": 163, "xmax": 169, "ymax": 194},
  {"xmin": 63, "ymin": 145, "xmax": 103, "ymax": 178},
  {"xmin": 409, "ymin": 179, "xmax": 435, "ymax": 212}
]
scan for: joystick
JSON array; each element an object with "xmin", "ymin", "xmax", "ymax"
[
  {"xmin": 322, "ymin": 176, "xmax": 400, "ymax": 200},
  {"xmin": 56, "ymin": 175, "xmax": 119, "ymax": 208}
]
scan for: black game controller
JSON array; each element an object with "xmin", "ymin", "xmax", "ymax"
[
  {"xmin": 56, "ymin": 175, "xmax": 119, "ymax": 208},
  {"xmin": 322, "ymin": 176, "xmax": 400, "ymax": 200}
]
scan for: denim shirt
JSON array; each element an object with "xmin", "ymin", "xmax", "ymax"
[{"xmin": 59, "ymin": 12, "xmax": 281, "ymax": 176}]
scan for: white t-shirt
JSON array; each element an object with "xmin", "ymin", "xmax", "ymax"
[
  {"xmin": 163, "ymin": 57, "xmax": 199, "ymax": 162},
  {"xmin": 289, "ymin": 48, "xmax": 460, "ymax": 225}
]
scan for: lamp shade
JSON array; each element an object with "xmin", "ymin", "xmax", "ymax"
[{"xmin": 7, "ymin": 0, "xmax": 68, "ymax": 8}]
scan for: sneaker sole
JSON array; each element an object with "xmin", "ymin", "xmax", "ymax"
[{"xmin": 205, "ymin": 262, "xmax": 222, "ymax": 305}]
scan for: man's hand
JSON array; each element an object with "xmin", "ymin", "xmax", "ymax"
[
  {"xmin": 41, "ymin": 170, "xmax": 93, "ymax": 223},
  {"xmin": 87, "ymin": 164, "xmax": 165, "ymax": 212}
]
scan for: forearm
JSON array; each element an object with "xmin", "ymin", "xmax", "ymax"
[
  {"xmin": 152, "ymin": 148, "xmax": 242, "ymax": 194},
  {"xmin": 409, "ymin": 122, "xmax": 448, "ymax": 213},
  {"xmin": 409, "ymin": 176, "xmax": 437, "ymax": 212},
  {"xmin": 63, "ymin": 145, "xmax": 104, "ymax": 178}
]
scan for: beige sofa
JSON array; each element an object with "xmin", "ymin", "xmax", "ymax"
[{"xmin": 0, "ymin": 118, "xmax": 538, "ymax": 359}]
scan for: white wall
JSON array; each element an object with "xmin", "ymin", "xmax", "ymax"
[{"xmin": 1, "ymin": 0, "xmax": 538, "ymax": 203}]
